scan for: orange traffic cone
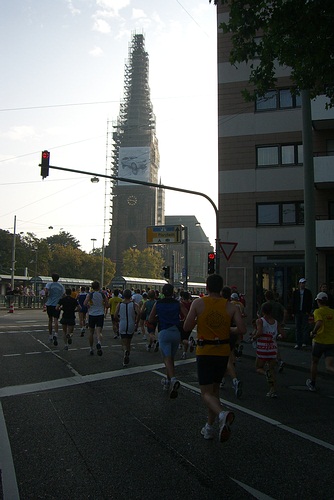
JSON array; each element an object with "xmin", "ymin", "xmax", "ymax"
[{"xmin": 9, "ymin": 303, "xmax": 14, "ymax": 313}]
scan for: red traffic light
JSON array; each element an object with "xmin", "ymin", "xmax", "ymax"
[
  {"xmin": 208, "ymin": 253, "xmax": 215, "ymax": 260},
  {"xmin": 41, "ymin": 150, "xmax": 50, "ymax": 179}
]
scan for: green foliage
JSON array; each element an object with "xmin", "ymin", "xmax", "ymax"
[
  {"xmin": 122, "ymin": 247, "xmax": 165, "ymax": 278},
  {"xmin": 45, "ymin": 231, "xmax": 81, "ymax": 250},
  {"xmin": 210, "ymin": 0, "xmax": 334, "ymax": 105},
  {"xmin": 0, "ymin": 227, "xmax": 115, "ymax": 285}
]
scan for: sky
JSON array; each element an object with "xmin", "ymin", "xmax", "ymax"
[{"xmin": 0, "ymin": 0, "xmax": 218, "ymax": 256}]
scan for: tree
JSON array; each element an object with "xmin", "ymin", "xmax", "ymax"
[
  {"xmin": 122, "ymin": 248, "xmax": 140, "ymax": 276},
  {"xmin": 45, "ymin": 231, "xmax": 81, "ymax": 251},
  {"xmin": 137, "ymin": 248, "xmax": 165, "ymax": 278},
  {"xmin": 121, "ymin": 247, "xmax": 165, "ymax": 278},
  {"xmin": 210, "ymin": 0, "xmax": 334, "ymax": 105}
]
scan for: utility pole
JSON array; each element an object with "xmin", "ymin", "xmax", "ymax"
[
  {"xmin": 301, "ymin": 90, "xmax": 317, "ymax": 295},
  {"xmin": 11, "ymin": 215, "xmax": 16, "ymax": 290}
]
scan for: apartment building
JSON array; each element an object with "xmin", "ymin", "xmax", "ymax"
[{"xmin": 216, "ymin": 3, "xmax": 334, "ymax": 318}]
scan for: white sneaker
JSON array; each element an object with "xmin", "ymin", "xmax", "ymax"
[
  {"xmin": 233, "ymin": 379, "xmax": 243, "ymax": 398},
  {"xmin": 218, "ymin": 411, "xmax": 235, "ymax": 443},
  {"xmin": 201, "ymin": 424, "xmax": 214, "ymax": 440},
  {"xmin": 306, "ymin": 379, "xmax": 316, "ymax": 392},
  {"xmin": 169, "ymin": 379, "xmax": 180, "ymax": 399},
  {"xmin": 181, "ymin": 352, "xmax": 187, "ymax": 360},
  {"xmin": 161, "ymin": 378, "xmax": 170, "ymax": 391}
]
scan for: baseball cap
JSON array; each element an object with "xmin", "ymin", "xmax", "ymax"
[
  {"xmin": 299, "ymin": 278, "xmax": 307, "ymax": 283},
  {"xmin": 316, "ymin": 292, "xmax": 328, "ymax": 301},
  {"xmin": 231, "ymin": 293, "xmax": 239, "ymax": 300}
]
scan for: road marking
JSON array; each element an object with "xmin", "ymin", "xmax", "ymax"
[
  {"xmin": 1, "ymin": 359, "xmax": 334, "ymax": 454},
  {"xmin": 0, "ymin": 402, "xmax": 21, "ymax": 499},
  {"xmin": 230, "ymin": 478, "xmax": 275, "ymax": 500}
]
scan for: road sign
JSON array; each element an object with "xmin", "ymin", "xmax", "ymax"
[
  {"xmin": 146, "ymin": 225, "xmax": 182, "ymax": 244},
  {"xmin": 219, "ymin": 241, "xmax": 238, "ymax": 261}
]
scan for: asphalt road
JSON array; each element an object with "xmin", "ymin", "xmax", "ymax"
[{"xmin": 0, "ymin": 309, "xmax": 333, "ymax": 500}]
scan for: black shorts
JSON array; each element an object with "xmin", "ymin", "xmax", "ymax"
[
  {"xmin": 197, "ymin": 355, "xmax": 229, "ymax": 386},
  {"xmin": 60, "ymin": 317, "xmax": 75, "ymax": 326},
  {"xmin": 88, "ymin": 315, "xmax": 104, "ymax": 329},
  {"xmin": 312, "ymin": 342, "xmax": 334, "ymax": 359},
  {"xmin": 46, "ymin": 306, "xmax": 60, "ymax": 319}
]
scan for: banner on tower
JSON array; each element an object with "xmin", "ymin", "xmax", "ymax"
[{"xmin": 118, "ymin": 147, "xmax": 150, "ymax": 185}]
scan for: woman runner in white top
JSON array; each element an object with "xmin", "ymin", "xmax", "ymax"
[
  {"xmin": 115, "ymin": 289, "xmax": 139, "ymax": 367},
  {"xmin": 253, "ymin": 301, "xmax": 283, "ymax": 398}
]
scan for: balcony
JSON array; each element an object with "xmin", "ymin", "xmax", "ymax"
[
  {"xmin": 314, "ymin": 155, "xmax": 334, "ymax": 188},
  {"xmin": 316, "ymin": 219, "xmax": 334, "ymax": 248},
  {"xmin": 311, "ymin": 95, "xmax": 334, "ymax": 130}
]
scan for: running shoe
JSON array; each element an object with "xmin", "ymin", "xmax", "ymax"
[
  {"xmin": 53, "ymin": 335, "xmax": 58, "ymax": 347},
  {"xmin": 278, "ymin": 361, "xmax": 285, "ymax": 373},
  {"xmin": 81, "ymin": 328, "xmax": 85, "ymax": 337},
  {"xmin": 306, "ymin": 379, "xmax": 316, "ymax": 392},
  {"xmin": 89, "ymin": 349, "xmax": 94, "ymax": 356},
  {"xmin": 96, "ymin": 342, "xmax": 103, "ymax": 356},
  {"xmin": 66, "ymin": 333, "xmax": 72, "ymax": 345},
  {"xmin": 113, "ymin": 334, "xmax": 119, "ymax": 339},
  {"xmin": 233, "ymin": 379, "xmax": 243, "ymax": 398},
  {"xmin": 201, "ymin": 424, "xmax": 214, "ymax": 440},
  {"xmin": 161, "ymin": 378, "xmax": 170, "ymax": 391},
  {"xmin": 220, "ymin": 377, "xmax": 226, "ymax": 388},
  {"xmin": 181, "ymin": 352, "xmax": 187, "ymax": 360},
  {"xmin": 189, "ymin": 337, "xmax": 195, "ymax": 352},
  {"xmin": 218, "ymin": 411, "xmax": 235, "ymax": 443},
  {"xmin": 169, "ymin": 379, "xmax": 180, "ymax": 399},
  {"xmin": 266, "ymin": 391, "xmax": 278, "ymax": 398},
  {"xmin": 64, "ymin": 345, "xmax": 69, "ymax": 351},
  {"xmin": 146, "ymin": 344, "xmax": 152, "ymax": 352},
  {"xmin": 123, "ymin": 350, "xmax": 130, "ymax": 365},
  {"xmin": 154, "ymin": 341, "xmax": 159, "ymax": 353}
]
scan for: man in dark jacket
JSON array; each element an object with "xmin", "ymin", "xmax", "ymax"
[{"xmin": 292, "ymin": 278, "xmax": 313, "ymax": 349}]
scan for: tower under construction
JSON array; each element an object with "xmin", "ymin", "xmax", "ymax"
[{"xmin": 105, "ymin": 33, "xmax": 164, "ymax": 273}]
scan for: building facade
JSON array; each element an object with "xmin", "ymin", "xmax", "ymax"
[
  {"xmin": 216, "ymin": 4, "xmax": 334, "ymax": 318},
  {"xmin": 164, "ymin": 215, "xmax": 213, "ymax": 284},
  {"xmin": 105, "ymin": 34, "xmax": 165, "ymax": 273}
]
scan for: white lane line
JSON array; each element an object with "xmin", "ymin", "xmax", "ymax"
[
  {"xmin": 0, "ymin": 401, "xmax": 20, "ymax": 500},
  {"xmin": 1, "ymin": 361, "xmax": 334, "ymax": 453},
  {"xmin": 153, "ymin": 374, "xmax": 334, "ymax": 453},
  {"xmin": 230, "ymin": 477, "xmax": 276, "ymax": 500}
]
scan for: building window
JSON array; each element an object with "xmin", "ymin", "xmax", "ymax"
[
  {"xmin": 257, "ymin": 202, "xmax": 304, "ymax": 226},
  {"xmin": 255, "ymin": 88, "xmax": 301, "ymax": 111},
  {"xmin": 257, "ymin": 144, "xmax": 302, "ymax": 167},
  {"xmin": 329, "ymin": 202, "xmax": 334, "ymax": 220}
]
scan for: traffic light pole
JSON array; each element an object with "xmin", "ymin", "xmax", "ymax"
[{"xmin": 43, "ymin": 163, "xmax": 221, "ymax": 275}]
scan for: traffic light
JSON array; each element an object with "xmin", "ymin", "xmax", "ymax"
[
  {"xmin": 40, "ymin": 150, "xmax": 50, "ymax": 179},
  {"xmin": 163, "ymin": 266, "xmax": 170, "ymax": 279},
  {"xmin": 207, "ymin": 252, "xmax": 215, "ymax": 274}
]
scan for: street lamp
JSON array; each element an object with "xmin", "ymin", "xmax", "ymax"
[{"xmin": 91, "ymin": 238, "xmax": 97, "ymax": 252}]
